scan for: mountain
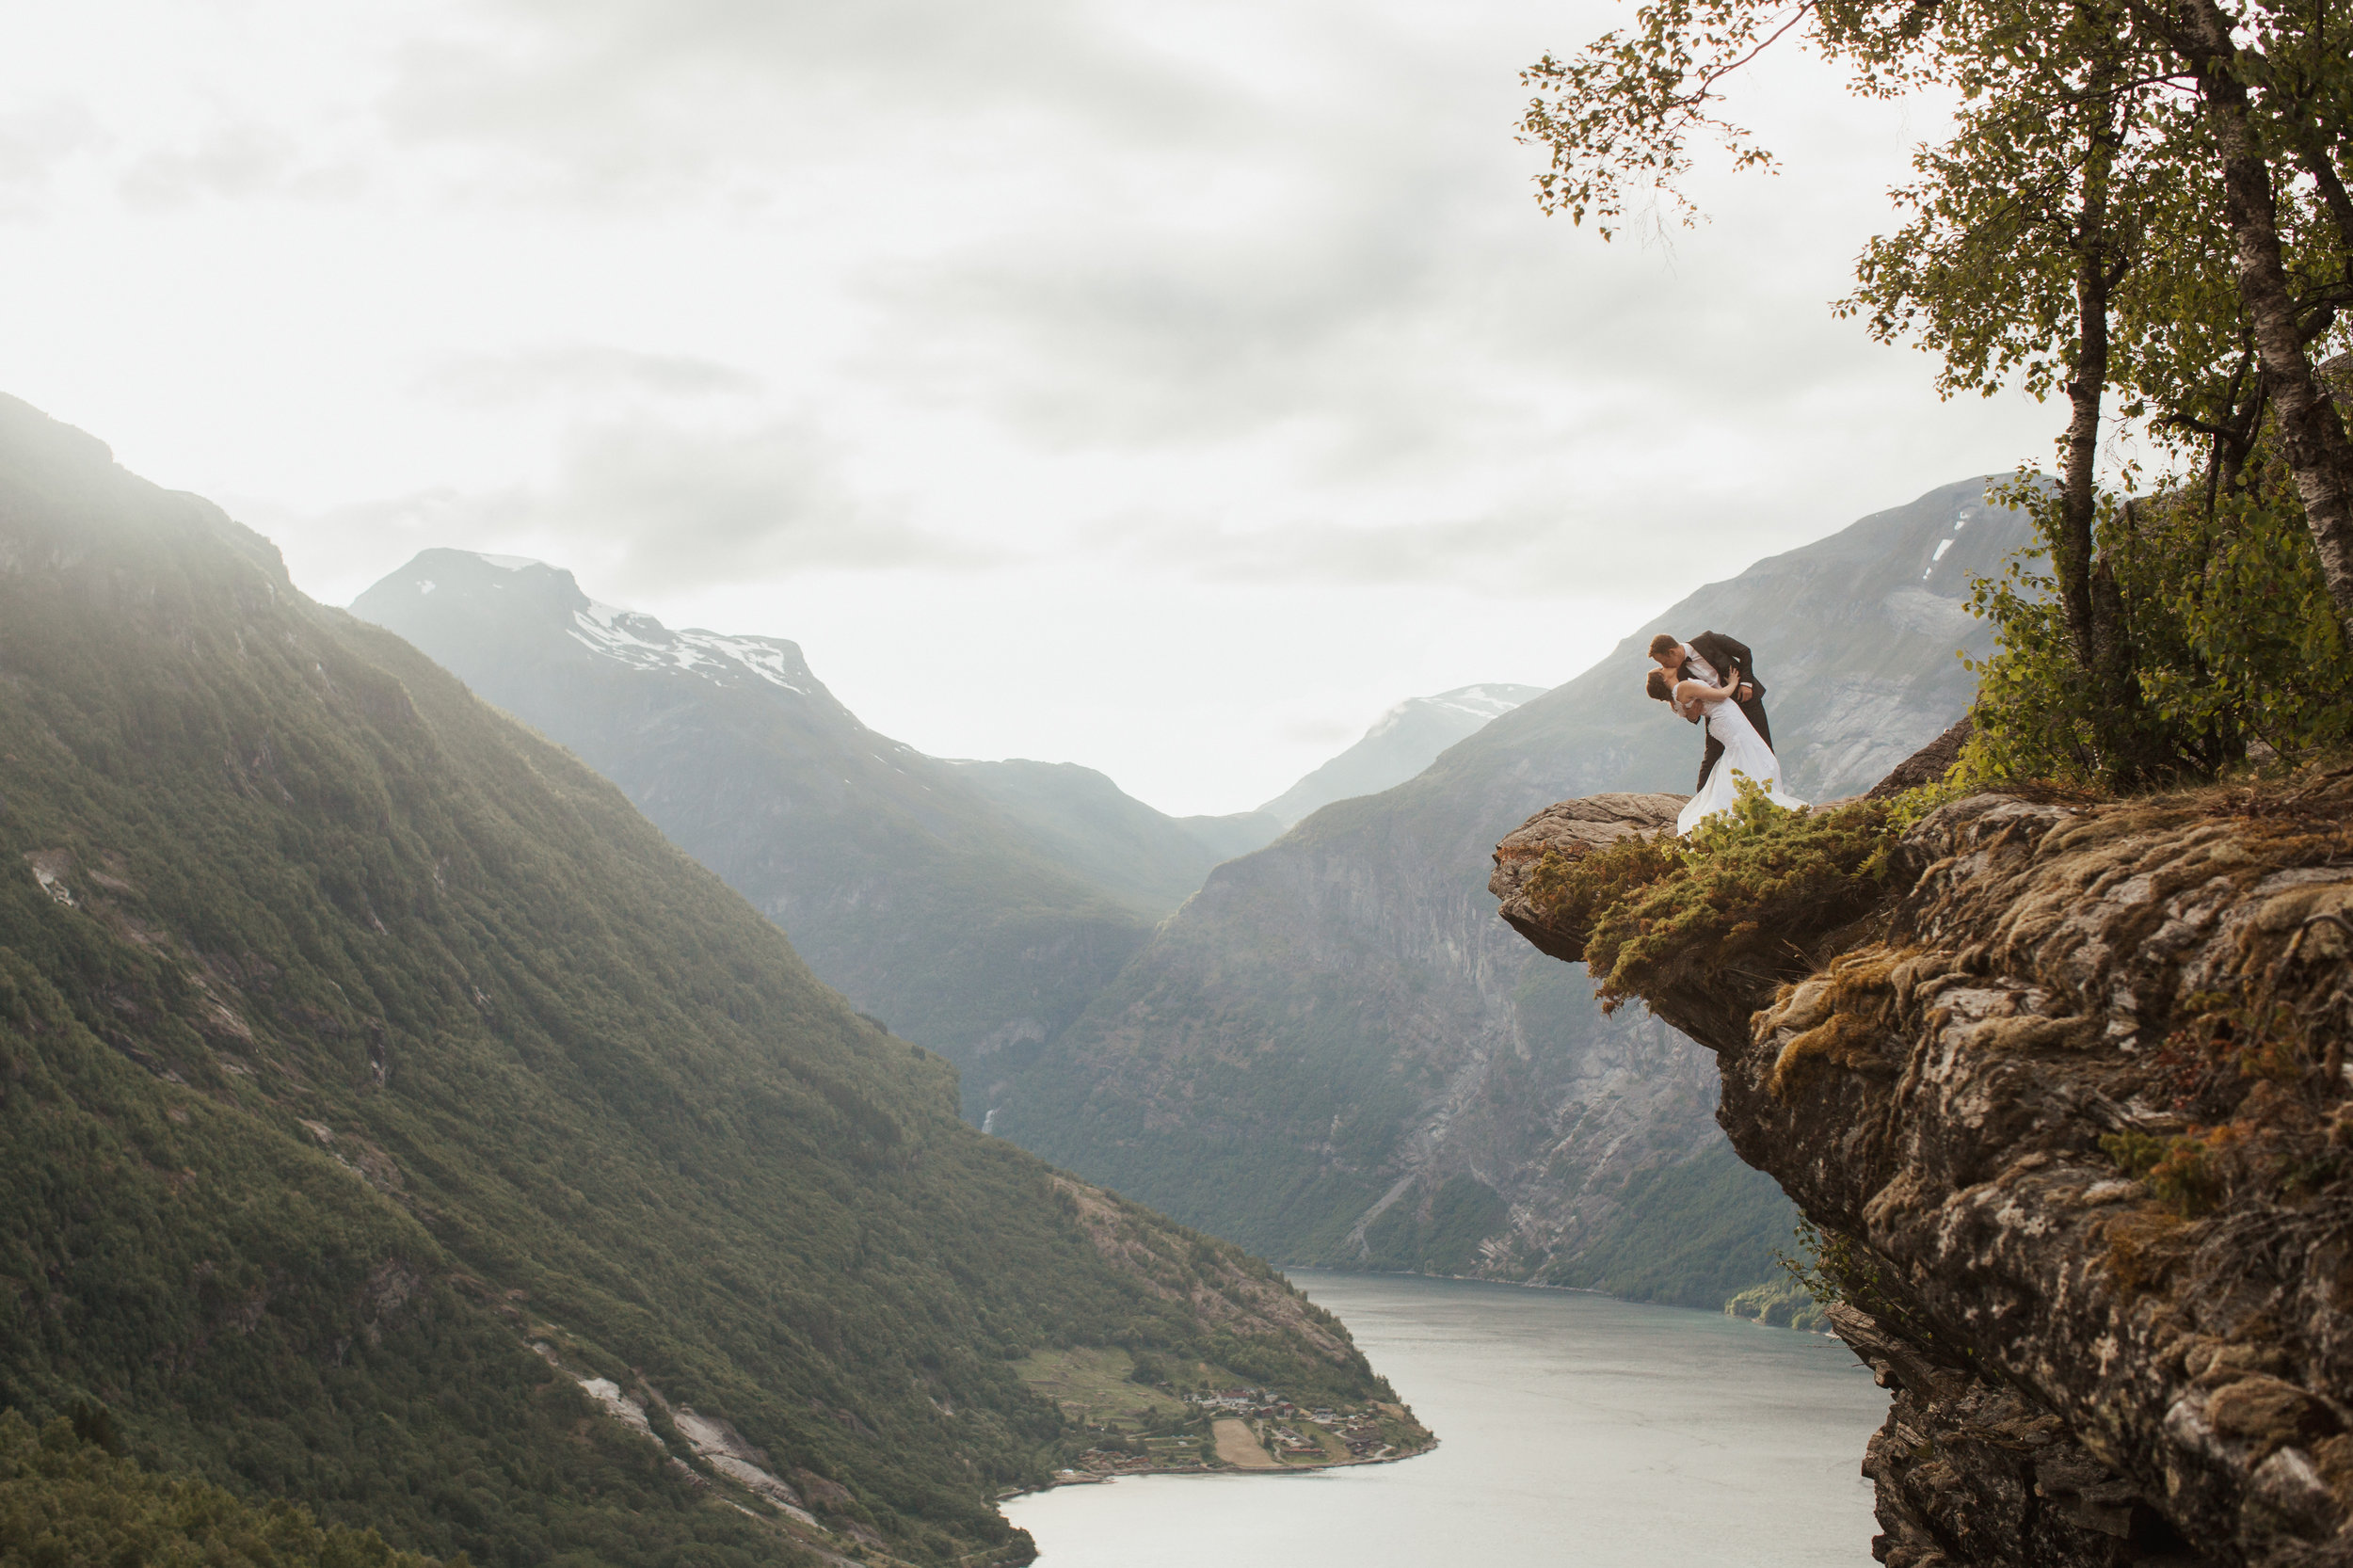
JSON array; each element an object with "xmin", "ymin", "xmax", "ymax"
[
  {"xmin": 0, "ymin": 394, "xmax": 1408, "ymax": 1568},
  {"xmin": 1257, "ymin": 684, "xmax": 1545, "ymax": 826},
  {"xmin": 944, "ymin": 760, "xmax": 1268, "ymax": 918},
  {"xmin": 992, "ymin": 478, "xmax": 2033, "ymax": 1307},
  {"xmin": 1171, "ymin": 808, "xmax": 1289, "ymax": 861},
  {"xmin": 352, "ymin": 551, "xmax": 1170, "ymax": 1116}
]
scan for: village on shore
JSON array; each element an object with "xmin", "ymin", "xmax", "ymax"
[{"xmin": 1055, "ymin": 1384, "xmax": 1425, "ymax": 1483}]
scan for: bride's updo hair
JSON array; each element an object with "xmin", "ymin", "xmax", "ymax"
[{"xmin": 1645, "ymin": 670, "xmax": 1672, "ymax": 702}]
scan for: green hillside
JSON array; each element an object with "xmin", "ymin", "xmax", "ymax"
[
  {"xmin": 0, "ymin": 394, "xmax": 1397, "ymax": 1567},
  {"xmin": 0, "ymin": 1412, "xmax": 435, "ymax": 1568}
]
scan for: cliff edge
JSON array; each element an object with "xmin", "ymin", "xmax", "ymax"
[{"xmin": 1492, "ymin": 769, "xmax": 2353, "ymax": 1568}]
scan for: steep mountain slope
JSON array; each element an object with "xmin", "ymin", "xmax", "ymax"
[
  {"xmin": 0, "ymin": 394, "xmax": 1404, "ymax": 1568},
  {"xmin": 1171, "ymin": 808, "xmax": 1289, "ymax": 861},
  {"xmin": 1258, "ymin": 684, "xmax": 1545, "ymax": 827},
  {"xmin": 944, "ymin": 760, "xmax": 1266, "ymax": 917},
  {"xmin": 994, "ymin": 479, "xmax": 2033, "ymax": 1304},
  {"xmin": 352, "ymin": 552, "xmax": 1159, "ymax": 1109}
]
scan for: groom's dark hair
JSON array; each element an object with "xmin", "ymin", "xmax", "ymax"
[
  {"xmin": 1647, "ymin": 632, "xmax": 1679, "ymax": 662},
  {"xmin": 1645, "ymin": 670, "xmax": 1672, "ymax": 702}
]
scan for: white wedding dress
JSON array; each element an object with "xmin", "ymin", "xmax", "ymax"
[{"xmin": 1675, "ymin": 688, "xmax": 1806, "ymax": 836}]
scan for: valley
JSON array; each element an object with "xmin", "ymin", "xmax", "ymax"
[
  {"xmin": 349, "ymin": 479, "xmax": 2031, "ymax": 1334},
  {"xmin": 0, "ymin": 392, "xmax": 1422, "ymax": 1567},
  {"xmin": 0, "ymin": 388, "xmax": 2038, "ymax": 1567},
  {"xmin": 351, "ymin": 553, "xmax": 1523, "ymax": 1123}
]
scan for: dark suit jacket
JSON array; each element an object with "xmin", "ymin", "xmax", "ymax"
[
  {"xmin": 1678, "ymin": 631, "xmax": 1771, "ymax": 789},
  {"xmin": 1685, "ymin": 631, "xmax": 1765, "ymax": 699}
]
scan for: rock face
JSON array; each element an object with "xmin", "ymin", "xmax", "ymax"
[
  {"xmin": 997, "ymin": 479, "xmax": 2033, "ymax": 1305},
  {"xmin": 1491, "ymin": 793, "xmax": 1686, "ymax": 963},
  {"xmin": 1493, "ymin": 774, "xmax": 2353, "ymax": 1567}
]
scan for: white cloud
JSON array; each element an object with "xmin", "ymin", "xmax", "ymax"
[
  {"xmin": 418, "ymin": 344, "xmax": 764, "ymax": 404},
  {"xmin": 0, "ymin": 0, "xmax": 2062, "ymax": 810}
]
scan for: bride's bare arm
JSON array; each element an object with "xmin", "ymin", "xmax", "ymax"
[{"xmin": 1675, "ymin": 668, "xmax": 1741, "ymax": 706}]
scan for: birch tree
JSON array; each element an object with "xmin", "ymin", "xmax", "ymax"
[{"xmin": 1519, "ymin": 0, "xmax": 2353, "ymax": 624}]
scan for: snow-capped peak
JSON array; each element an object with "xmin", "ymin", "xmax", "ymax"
[
  {"xmin": 1362, "ymin": 683, "xmax": 1542, "ymax": 741},
  {"xmin": 564, "ymin": 598, "xmax": 810, "ymax": 696}
]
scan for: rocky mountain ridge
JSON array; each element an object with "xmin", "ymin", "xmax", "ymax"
[
  {"xmin": 354, "ymin": 550, "xmax": 1176, "ymax": 1112},
  {"xmin": 1491, "ymin": 772, "xmax": 2353, "ymax": 1567}
]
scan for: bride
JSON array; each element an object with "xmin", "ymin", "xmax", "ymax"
[{"xmin": 1647, "ymin": 664, "xmax": 1807, "ymax": 836}]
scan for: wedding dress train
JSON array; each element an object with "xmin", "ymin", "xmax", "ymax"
[{"xmin": 1675, "ymin": 693, "xmax": 1806, "ymax": 836}]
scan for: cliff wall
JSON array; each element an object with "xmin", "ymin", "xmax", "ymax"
[{"xmin": 1493, "ymin": 772, "xmax": 2353, "ymax": 1567}]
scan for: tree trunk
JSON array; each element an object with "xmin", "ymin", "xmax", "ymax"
[
  {"xmin": 2299, "ymin": 141, "xmax": 2353, "ymax": 259},
  {"xmin": 2059, "ymin": 47, "xmax": 2156, "ymax": 781},
  {"xmin": 2175, "ymin": 0, "xmax": 2353, "ymax": 623},
  {"xmin": 2059, "ymin": 109, "xmax": 2116, "ymax": 661}
]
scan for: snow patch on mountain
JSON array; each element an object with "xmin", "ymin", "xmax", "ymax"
[
  {"xmin": 1259, "ymin": 682, "xmax": 1545, "ymax": 825},
  {"xmin": 559, "ymin": 597, "xmax": 811, "ymax": 695}
]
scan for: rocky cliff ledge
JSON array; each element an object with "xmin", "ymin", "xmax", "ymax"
[{"xmin": 1492, "ymin": 772, "xmax": 2353, "ymax": 1568}]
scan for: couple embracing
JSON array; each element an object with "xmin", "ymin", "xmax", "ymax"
[{"xmin": 1644, "ymin": 631, "xmax": 1804, "ymax": 836}]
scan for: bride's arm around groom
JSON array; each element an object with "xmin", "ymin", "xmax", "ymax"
[{"xmin": 1685, "ymin": 631, "xmax": 1770, "ymax": 750}]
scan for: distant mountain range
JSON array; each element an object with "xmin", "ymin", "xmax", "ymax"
[
  {"xmin": 1258, "ymin": 684, "xmax": 1546, "ymax": 826},
  {"xmin": 993, "ymin": 479, "xmax": 2032, "ymax": 1309},
  {"xmin": 355, "ymin": 552, "xmax": 1536, "ymax": 1117}
]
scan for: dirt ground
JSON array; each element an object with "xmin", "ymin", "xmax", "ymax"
[{"xmin": 1210, "ymin": 1418, "xmax": 1280, "ymax": 1470}]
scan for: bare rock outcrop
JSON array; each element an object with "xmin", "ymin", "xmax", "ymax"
[
  {"xmin": 1865, "ymin": 716, "xmax": 1973, "ymax": 800},
  {"xmin": 1491, "ymin": 769, "xmax": 2353, "ymax": 1567},
  {"xmin": 1488, "ymin": 792, "xmax": 1685, "ymax": 964}
]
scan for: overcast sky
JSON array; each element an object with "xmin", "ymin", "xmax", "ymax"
[{"xmin": 4, "ymin": 0, "xmax": 2056, "ymax": 814}]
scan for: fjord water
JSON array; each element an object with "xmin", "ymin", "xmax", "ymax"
[{"xmin": 1006, "ymin": 1271, "xmax": 1887, "ymax": 1566}]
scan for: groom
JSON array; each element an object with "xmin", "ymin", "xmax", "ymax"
[{"xmin": 1647, "ymin": 632, "xmax": 1772, "ymax": 792}]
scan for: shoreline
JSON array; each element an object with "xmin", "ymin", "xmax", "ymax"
[
  {"xmin": 1280, "ymin": 1265, "xmax": 1838, "ymax": 1337},
  {"xmin": 999, "ymin": 1434, "xmax": 1439, "ymax": 1502}
]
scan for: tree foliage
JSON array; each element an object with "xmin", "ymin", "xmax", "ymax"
[
  {"xmin": 0, "ymin": 1412, "xmax": 437, "ymax": 1568},
  {"xmin": 1963, "ymin": 446, "xmax": 2353, "ymax": 783},
  {"xmin": 1520, "ymin": 0, "xmax": 2353, "ymax": 782}
]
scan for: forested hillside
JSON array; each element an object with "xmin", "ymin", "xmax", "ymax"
[
  {"xmin": 0, "ymin": 393, "xmax": 1398, "ymax": 1568},
  {"xmin": 996, "ymin": 479, "xmax": 2032, "ymax": 1308}
]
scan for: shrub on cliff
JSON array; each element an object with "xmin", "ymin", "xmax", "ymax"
[
  {"xmin": 1520, "ymin": 779, "xmax": 1929, "ymax": 1009},
  {"xmin": 1963, "ymin": 455, "xmax": 2353, "ymax": 792},
  {"xmin": 2099, "ymin": 979, "xmax": 2353, "ymax": 1225}
]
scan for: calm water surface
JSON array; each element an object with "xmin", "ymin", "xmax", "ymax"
[{"xmin": 1004, "ymin": 1271, "xmax": 1887, "ymax": 1566}]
